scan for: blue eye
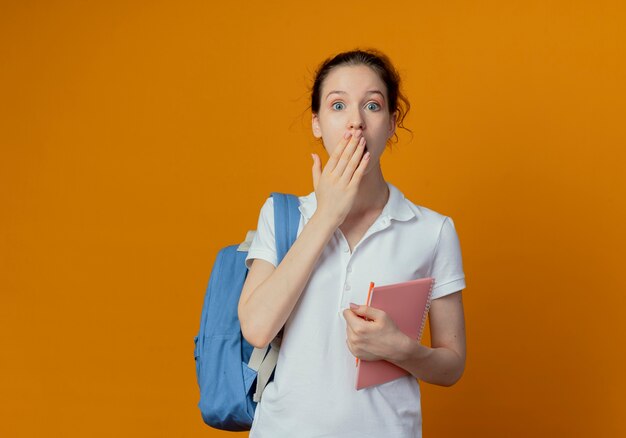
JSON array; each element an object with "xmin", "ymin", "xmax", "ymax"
[
  {"xmin": 332, "ymin": 102, "xmax": 345, "ymax": 111},
  {"xmin": 366, "ymin": 102, "xmax": 381, "ymax": 111}
]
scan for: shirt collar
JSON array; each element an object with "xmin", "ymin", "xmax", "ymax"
[{"xmin": 298, "ymin": 181, "xmax": 417, "ymax": 223}]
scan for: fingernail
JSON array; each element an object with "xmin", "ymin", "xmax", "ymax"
[
  {"xmin": 344, "ymin": 131, "xmax": 351, "ymax": 139},
  {"xmin": 364, "ymin": 152, "xmax": 370, "ymax": 160},
  {"xmin": 349, "ymin": 303, "xmax": 358, "ymax": 310}
]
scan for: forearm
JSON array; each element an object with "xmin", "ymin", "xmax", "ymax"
[
  {"xmin": 388, "ymin": 337, "xmax": 465, "ymax": 387},
  {"xmin": 239, "ymin": 212, "xmax": 338, "ymax": 347}
]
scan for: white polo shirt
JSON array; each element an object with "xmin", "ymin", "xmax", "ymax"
[{"xmin": 245, "ymin": 181, "xmax": 466, "ymax": 438}]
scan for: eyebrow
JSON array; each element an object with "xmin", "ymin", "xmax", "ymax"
[{"xmin": 325, "ymin": 90, "xmax": 386, "ymax": 101}]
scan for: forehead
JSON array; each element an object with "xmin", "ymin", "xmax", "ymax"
[{"xmin": 321, "ymin": 65, "xmax": 388, "ymax": 98}]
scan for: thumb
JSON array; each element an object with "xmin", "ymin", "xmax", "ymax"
[
  {"xmin": 311, "ymin": 153, "xmax": 321, "ymax": 190},
  {"xmin": 349, "ymin": 303, "xmax": 378, "ymax": 320}
]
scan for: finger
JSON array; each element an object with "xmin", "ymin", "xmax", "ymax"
[
  {"xmin": 350, "ymin": 303, "xmax": 381, "ymax": 321},
  {"xmin": 343, "ymin": 308, "xmax": 358, "ymax": 327},
  {"xmin": 343, "ymin": 308, "xmax": 366, "ymax": 333},
  {"xmin": 340, "ymin": 137, "xmax": 366, "ymax": 184},
  {"xmin": 333, "ymin": 132, "xmax": 362, "ymax": 177},
  {"xmin": 325, "ymin": 131, "xmax": 352, "ymax": 173},
  {"xmin": 346, "ymin": 339, "xmax": 356, "ymax": 356},
  {"xmin": 311, "ymin": 153, "xmax": 321, "ymax": 190},
  {"xmin": 347, "ymin": 322, "xmax": 361, "ymax": 339},
  {"xmin": 345, "ymin": 323, "xmax": 358, "ymax": 345},
  {"xmin": 344, "ymin": 308, "xmax": 367, "ymax": 333},
  {"xmin": 347, "ymin": 151, "xmax": 371, "ymax": 188}
]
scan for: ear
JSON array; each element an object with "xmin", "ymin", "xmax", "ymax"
[
  {"xmin": 387, "ymin": 113, "xmax": 397, "ymax": 139},
  {"xmin": 312, "ymin": 113, "xmax": 322, "ymax": 138}
]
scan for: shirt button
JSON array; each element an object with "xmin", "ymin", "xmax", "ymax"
[
  {"xmin": 345, "ymin": 284, "xmax": 351, "ymax": 291},
  {"xmin": 343, "ymin": 247, "xmax": 350, "ymax": 253}
]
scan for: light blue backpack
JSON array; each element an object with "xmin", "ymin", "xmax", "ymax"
[{"xmin": 194, "ymin": 193, "xmax": 301, "ymax": 431}]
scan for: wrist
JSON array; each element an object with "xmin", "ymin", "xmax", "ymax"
[
  {"xmin": 392, "ymin": 335, "xmax": 427, "ymax": 364},
  {"xmin": 309, "ymin": 210, "xmax": 341, "ymax": 234}
]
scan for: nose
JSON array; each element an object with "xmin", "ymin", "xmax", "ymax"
[
  {"xmin": 347, "ymin": 110, "xmax": 365, "ymax": 132},
  {"xmin": 348, "ymin": 119, "xmax": 364, "ymax": 131}
]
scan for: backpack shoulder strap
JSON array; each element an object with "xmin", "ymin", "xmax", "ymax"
[
  {"xmin": 270, "ymin": 193, "xmax": 300, "ymax": 264},
  {"xmin": 248, "ymin": 193, "xmax": 300, "ymax": 403}
]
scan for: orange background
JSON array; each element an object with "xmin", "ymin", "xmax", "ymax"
[{"xmin": 1, "ymin": 1, "xmax": 625, "ymax": 436}]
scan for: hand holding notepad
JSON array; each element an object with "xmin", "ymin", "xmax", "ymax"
[
  {"xmin": 354, "ymin": 281, "xmax": 376, "ymax": 366},
  {"xmin": 353, "ymin": 277, "xmax": 435, "ymax": 390}
]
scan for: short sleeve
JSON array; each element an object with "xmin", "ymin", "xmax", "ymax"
[
  {"xmin": 430, "ymin": 216, "xmax": 466, "ymax": 300},
  {"xmin": 245, "ymin": 197, "xmax": 278, "ymax": 269}
]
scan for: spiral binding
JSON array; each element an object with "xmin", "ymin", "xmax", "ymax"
[{"xmin": 416, "ymin": 278, "xmax": 436, "ymax": 342}]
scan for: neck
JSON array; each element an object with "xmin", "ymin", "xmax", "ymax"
[{"xmin": 349, "ymin": 162, "xmax": 389, "ymax": 218}]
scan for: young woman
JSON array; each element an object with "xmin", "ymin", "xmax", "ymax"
[{"xmin": 238, "ymin": 49, "xmax": 466, "ymax": 437}]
